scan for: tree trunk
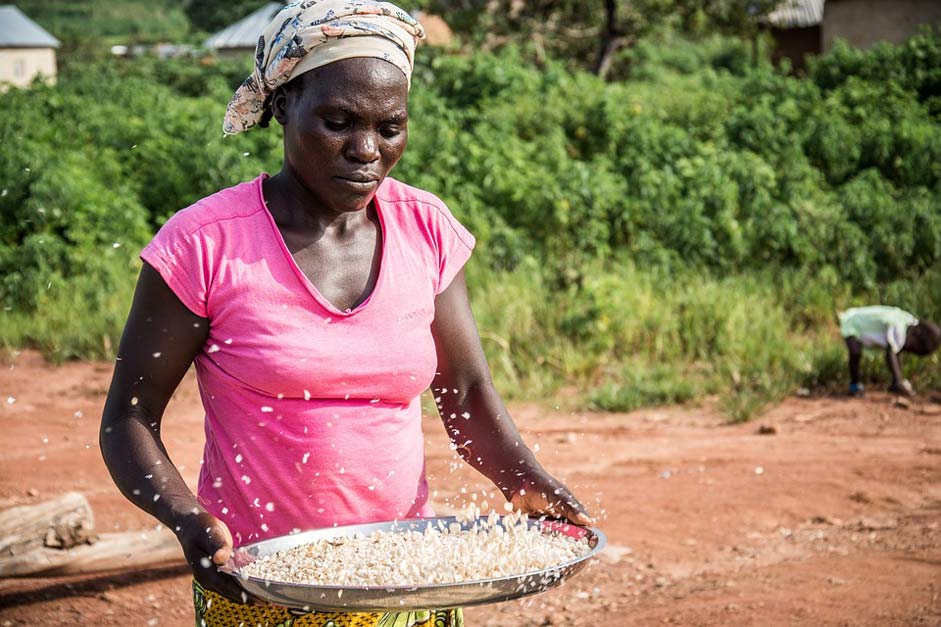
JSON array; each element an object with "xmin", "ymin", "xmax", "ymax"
[
  {"xmin": 595, "ymin": 0, "xmax": 624, "ymax": 79},
  {"xmin": 596, "ymin": 35, "xmax": 628, "ymax": 80}
]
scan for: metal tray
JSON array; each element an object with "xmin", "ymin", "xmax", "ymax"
[{"xmin": 221, "ymin": 516, "xmax": 606, "ymax": 612}]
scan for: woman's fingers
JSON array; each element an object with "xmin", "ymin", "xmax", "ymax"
[
  {"xmin": 188, "ymin": 517, "xmax": 232, "ymax": 566},
  {"xmin": 542, "ymin": 490, "xmax": 594, "ymax": 526},
  {"xmin": 198, "ymin": 521, "xmax": 249, "ymax": 603},
  {"xmin": 178, "ymin": 513, "xmax": 253, "ymax": 604},
  {"xmin": 558, "ymin": 495, "xmax": 595, "ymax": 526},
  {"xmin": 210, "ymin": 520, "xmax": 234, "ymax": 565},
  {"xmin": 510, "ymin": 481, "xmax": 595, "ymax": 526}
]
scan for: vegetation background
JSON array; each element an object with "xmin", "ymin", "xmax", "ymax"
[{"xmin": 3, "ymin": 1, "xmax": 940, "ymax": 419}]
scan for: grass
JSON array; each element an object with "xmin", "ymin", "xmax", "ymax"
[
  {"xmin": 587, "ymin": 365, "xmax": 707, "ymax": 413},
  {"xmin": 467, "ymin": 259, "xmax": 941, "ymax": 421},
  {"xmin": 0, "ymin": 261, "xmax": 136, "ymax": 363},
  {"xmin": 2, "ymin": 252, "xmax": 938, "ymax": 418}
]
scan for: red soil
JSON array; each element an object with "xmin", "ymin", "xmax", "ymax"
[{"xmin": 1, "ymin": 351, "xmax": 939, "ymax": 626}]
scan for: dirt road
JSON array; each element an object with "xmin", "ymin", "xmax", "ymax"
[{"xmin": 0, "ymin": 351, "xmax": 939, "ymax": 626}]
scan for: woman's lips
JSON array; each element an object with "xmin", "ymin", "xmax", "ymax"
[{"xmin": 333, "ymin": 176, "xmax": 379, "ymax": 192}]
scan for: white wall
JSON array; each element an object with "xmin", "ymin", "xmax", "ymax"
[{"xmin": 0, "ymin": 47, "xmax": 57, "ymax": 89}]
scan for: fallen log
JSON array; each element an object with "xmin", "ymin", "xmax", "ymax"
[
  {"xmin": 0, "ymin": 493, "xmax": 184, "ymax": 577},
  {"xmin": 0, "ymin": 526, "xmax": 182, "ymax": 577},
  {"xmin": 0, "ymin": 492, "xmax": 95, "ymax": 557}
]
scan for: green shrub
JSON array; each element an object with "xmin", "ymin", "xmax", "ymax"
[{"xmin": 588, "ymin": 367, "xmax": 703, "ymax": 413}]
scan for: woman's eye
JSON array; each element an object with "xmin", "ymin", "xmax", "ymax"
[{"xmin": 324, "ymin": 119, "xmax": 348, "ymax": 131}]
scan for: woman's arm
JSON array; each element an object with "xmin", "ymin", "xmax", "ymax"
[
  {"xmin": 100, "ymin": 262, "xmax": 245, "ymax": 601},
  {"xmin": 430, "ymin": 270, "xmax": 593, "ymax": 525}
]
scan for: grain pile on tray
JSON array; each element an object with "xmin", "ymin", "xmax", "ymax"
[{"xmin": 239, "ymin": 512, "xmax": 591, "ymax": 587}]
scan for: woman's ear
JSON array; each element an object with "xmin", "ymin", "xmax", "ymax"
[{"xmin": 270, "ymin": 86, "xmax": 289, "ymax": 125}]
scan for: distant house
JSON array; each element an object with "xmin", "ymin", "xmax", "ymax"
[
  {"xmin": 203, "ymin": 2, "xmax": 453, "ymax": 58},
  {"xmin": 0, "ymin": 5, "xmax": 60, "ymax": 89},
  {"xmin": 767, "ymin": 0, "xmax": 823, "ymax": 69},
  {"xmin": 203, "ymin": 2, "xmax": 281, "ymax": 58},
  {"xmin": 822, "ymin": 0, "xmax": 941, "ymax": 51},
  {"xmin": 767, "ymin": 0, "xmax": 941, "ymax": 70}
]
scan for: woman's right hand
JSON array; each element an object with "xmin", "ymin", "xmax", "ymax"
[{"xmin": 175, "ymin": 510, "xmax": 248, "ymax": 603}]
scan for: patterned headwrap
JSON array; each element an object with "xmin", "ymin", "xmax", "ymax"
[{"xmin": 223, "ymin": 0, "xmax": 425, "ymax": 135}]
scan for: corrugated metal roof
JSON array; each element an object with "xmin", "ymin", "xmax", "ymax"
[
  {"xmin": 767, "ymin": 0, "xmax": 824, "ymax": 29},
  {"xmin": 204, "ymin": 2, "xmax": 282, "ymax": 50},
  {"xmin": 0, "ymin": 5, "xmax": 60, "ymax": 48}
]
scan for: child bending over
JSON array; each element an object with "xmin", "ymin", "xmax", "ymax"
[{"xmin": 839, "ymin": 306, "xmax": 940, "ymax": 397}]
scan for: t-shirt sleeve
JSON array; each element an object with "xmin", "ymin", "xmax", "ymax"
[
  {"xmin": 140, "ymin": 210, "xmax": 212, "ymax": 319},
  {"xmin": 432, "ymin": 201, "xmax": 476, "ymax": 295},
  {"xmin": 886, "ymin": 321, "xmax": 909, "ymax": 354}
]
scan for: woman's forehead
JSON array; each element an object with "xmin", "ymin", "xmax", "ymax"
[
  {"xmin": 299, "ymin": 58, "xmax": 407, "ymax": 93},
  {"xmin": 292, "ymin": 60, "xmax": 408, "ymax": 114},
  {"xmin": 299, "ymin": 88, "xmax": 408, "ymax": 118}
]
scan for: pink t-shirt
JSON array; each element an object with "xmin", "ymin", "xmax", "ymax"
[{"xmin": 141, "ymin": 174, "xmax": 474, "ymax": 546}]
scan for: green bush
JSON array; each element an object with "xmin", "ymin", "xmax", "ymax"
[{"xmin": 588, "ymin": 368, "xmax": 704, "ymax": 413}]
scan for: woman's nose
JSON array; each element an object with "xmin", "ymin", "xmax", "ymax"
[{"xmin": 345, "ymin": 130, "xmax": 380, "ymax": 163}]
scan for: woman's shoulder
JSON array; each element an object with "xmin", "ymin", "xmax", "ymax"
[
  {"xmin": 158, "ymin": 175, "xmax": 266, "ymax": 240},
  {"xmin": 376, "ymin": 177, "xmax": 472, "ymax": 242},
  {"xmin": 375, "ymin": 177, "xmax": 448, "ymax": 212}
]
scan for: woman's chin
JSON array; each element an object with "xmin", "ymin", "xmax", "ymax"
[{"xmin": 330, "ymin": 191, "xmax": 379, "ymax": 214}]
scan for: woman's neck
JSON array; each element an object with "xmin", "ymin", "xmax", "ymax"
[{"xmin": 264, "ymin": 167, "xmax": 373, "ymax": 236}]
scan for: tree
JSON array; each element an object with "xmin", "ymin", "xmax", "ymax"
[{"xmin": 427, "ymin": 0, "xmax": 779, "ymax": 77}]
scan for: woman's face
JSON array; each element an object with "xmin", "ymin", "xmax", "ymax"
[{"xmin": 273, "ymin": 57, "xmax": 409, "ymax": 214}]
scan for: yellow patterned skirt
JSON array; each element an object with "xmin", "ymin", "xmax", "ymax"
[{"xmin": 193, "ymin": 580, "xmax": 464, "ymax": 627}]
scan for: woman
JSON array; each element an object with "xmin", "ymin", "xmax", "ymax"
[{"xmin": 100, "ymin": 2, "xmax": 592, "ymax": 626}]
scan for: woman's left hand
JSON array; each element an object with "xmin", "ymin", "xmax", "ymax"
[
  {"xmin": 507, "ymin": 466, "xmax": 594, "ymax": 526},
  {"xmin": 430, "ymin": 272, "xmax": 595, "ymax": 527}
]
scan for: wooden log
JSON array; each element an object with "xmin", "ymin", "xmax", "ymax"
[
  {"xmin": 0, "ymin": 527, "xmax": 183, "ymax": 577},
  {"xmin": 0, "ymin": 493, "xmax": 184, "ymax": 577},
  {"xmin": 0, "ymin": 492, "xmax": 95, "ymax": 558}
]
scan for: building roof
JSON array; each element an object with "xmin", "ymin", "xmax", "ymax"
[
  {"xmin": 767, "ymin": 0, "xmax": 824, "ymax": 29},
  {"xmin": 0, "ymin": 5, "xmax": 60, "ymax": 48},
  {"xmin": 204, "ymin": 2, "xmax": 281, "ymax": 50},
  {"xmin": 205, "ymin": 3, "xmax": 453, "ymax": 51}
]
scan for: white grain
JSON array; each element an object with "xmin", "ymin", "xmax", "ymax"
[{"xmin": 241, "ymin": 514, "xmax": 589, "ymax": 587}]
